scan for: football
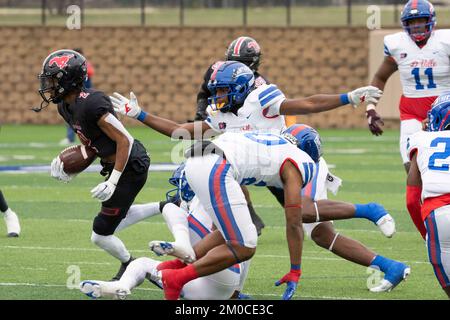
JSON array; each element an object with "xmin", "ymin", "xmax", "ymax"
[{"xmin": 58, "ymin": 144, "xmax": 97, "ymax": 174}]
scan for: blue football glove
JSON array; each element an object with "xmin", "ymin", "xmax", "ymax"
[{"xmin": 275, "ymin": 269, "xmax": 301, "ymax": 300}]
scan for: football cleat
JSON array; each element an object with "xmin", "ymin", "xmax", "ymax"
[
  {"xmin": 149, "ymin": 240, "xmax": 196, "ymax": 264},
  {"xmin": 80, "ymin": 280, "xmax": 130, "ymax": 300},
  {"xmin": 375, "ymin": 213, "xmax": 396, "ymax": 238},
  {"xmin": 111, "ymin": 257, "xmax": 134, "ymax": 281},
  {"xmin": 4, "ymin": 209, "xmax": 20, "ymax": 237},
  {"xmin": 369, "ymin": 263, "xmax": 411, "ymax": 293}
]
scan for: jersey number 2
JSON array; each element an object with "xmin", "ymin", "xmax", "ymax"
[
  {"xmin": 428, "ymin": 137, "xmax": 450, "ymax": 171},
  {"xmin": 412, "ymin": 68, "xmax": 437, "ymax": 90}
]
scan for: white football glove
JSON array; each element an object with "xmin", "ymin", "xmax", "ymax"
[
  {"xmin": 50, "ymin": 157, "xmax": 75, "ymax": 183},
  {"xmin": 90, "ymin": 180, "xmax": 117, "ymax": 202},
  {"xmin": 347, "ymin": 86, "xmax": 383, "ymax": 107},
  {"xmin": 109, "ymin": 92, "xmax": 142, "ymax": 119}
]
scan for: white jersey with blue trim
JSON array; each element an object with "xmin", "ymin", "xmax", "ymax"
[
  {"xmin": 212, "ymin": 131, "xmax": 316, "ymax": 189},
  {"xmin": 407, "ymin": 130, "xmax": 450, "ymax": 199},
  {"xmin": 204, "ymin": 84, "xmax": 287, "ymax": 133},
  {"xmin": 384, "ymin": 30, "xmax": 450, "ymax": 98}
]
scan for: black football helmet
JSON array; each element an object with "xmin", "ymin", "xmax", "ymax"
[
  {"xmin": 38, "ymin": 49, "xmax": 87, "ymax": 107},
  {"xmin": 225, "ymin": 36, "xmax": 261, "ymax": 72}
]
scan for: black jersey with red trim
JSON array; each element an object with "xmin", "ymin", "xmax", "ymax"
[
  {"xmin": 57, "ymin": 88, "xmax": 116, "ymax": 158},
  {"xmin": 194, "ymin": 61, "xmax": 269, "ymax": 121}
]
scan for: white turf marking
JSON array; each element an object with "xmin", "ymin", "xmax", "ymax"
[{"xmin": 0, "ymin": 282, "xmax": 375, "ymax": 300}]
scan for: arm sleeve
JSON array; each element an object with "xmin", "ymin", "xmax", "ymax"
[
  {"xmin": 406, "ymin": 185, "xmax": 426, "ymax": 240},
  {"xmin": 195, "ymin": 66, "xmax": 214, "ymax": 121}
]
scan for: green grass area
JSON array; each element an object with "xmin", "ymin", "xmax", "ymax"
[
  {"xmin": 0, "ymin": 125, "xmax": 447, "ymax": 300},
  {"xmin": 2, "ymin": 5, "xmax": 450, "ymax": 27}
]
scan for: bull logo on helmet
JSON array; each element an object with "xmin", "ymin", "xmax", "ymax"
[{"xmin": 48, "ymin": 54, "xmax": 74, "ymax": 69}]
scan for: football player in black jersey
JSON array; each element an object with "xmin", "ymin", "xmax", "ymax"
[
  {"xmin": 194, "ymin": 36, "xmax": 268, "ymax": 236},
  {"xmin": 38, "ymin": 49, "xmax": 150, "ymax": 280}
]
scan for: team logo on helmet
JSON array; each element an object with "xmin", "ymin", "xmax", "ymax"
[
  {"xmin": 247, "ymin": 41, "xmax": 261, "ymax": 53},
  {"xmin": 48, "ymin": 54, "xmax": 74, "ymax": 69}
]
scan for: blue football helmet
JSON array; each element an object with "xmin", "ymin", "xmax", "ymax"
[
  {"xmin": 207, "ymin": 61, "xmax": 255, "ymax": 113},
  {"xmin": 166, "ymin": 163, "xmax": 195, "ymax": 202},
  {"xmin": 282, "ymin": 124, "xmax": 323, "ymax": 163},
  {"xmin": 427, "ymin": 93, "xmax": 450, "ymax": 132},
  {"xmin": 401, "ymin": 0, "xmax": 436, "ymax": 42}
]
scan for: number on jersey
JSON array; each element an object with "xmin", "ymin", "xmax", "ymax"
[{"xmin": 411, "ymin": 68, "xmax": 437, "ymax": 90}]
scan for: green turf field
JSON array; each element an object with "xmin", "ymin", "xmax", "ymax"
[
  {"xmin": 0, "ymin": 124, "xmax": 446, "ymax": 300},
  {"xmin": 2, "ymin": 5, "xmax": 450, "ymax": 27}
]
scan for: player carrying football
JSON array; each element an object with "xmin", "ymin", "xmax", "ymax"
[
  {"xmin": 406, "ymin": 92, "xmax": 450, "ymax": 298},
  {"xmin": 367, "ymin": 0, "xmax": 450, "ymax": 238},
  {"xmin": 38, "ymin": 49, "xmax": 150, "ymax": 280}
]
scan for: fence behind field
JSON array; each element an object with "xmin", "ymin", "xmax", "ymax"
[{"xmin": 0, "ymin": 26, "xmax": 374, "ymax": 128}]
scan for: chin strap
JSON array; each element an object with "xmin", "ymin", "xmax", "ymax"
[{"xmin": 31, "ymin": 100, "xmax": 49, "ymax": 113}]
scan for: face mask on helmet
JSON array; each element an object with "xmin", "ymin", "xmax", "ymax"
[
  {"xmin": 401, "ymin": 0, "xmax": 436, "ymax": 43},
  {"xmin": 166, "ymin": 165, "xmax": 195, "ymax": 203},
  {"xmin": 38, "ymin": 71, "xmax": 66, "ymax": 104},
  {"xmin": 282, "ymin": 124, "xmax": 323, "ymax": 163},
  {"xmin": 207, "ymin": 61, "xmax": 255, "ymax": 113},
  {"xmin": 427, "ymin": 94, "xmax": 450, "ymax": 132}
]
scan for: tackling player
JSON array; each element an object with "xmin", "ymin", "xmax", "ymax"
[
  {"xmin": 80, "ymin": 164, "xmax": 251, "ymax": 300},
  {"xmin": 406, "ymin": 92, "xmax": 450, "ymax": 298},
  {"xmin": 0, "ymin": 190, "xmax": 20, "ymax": 237},
  {"xmin": 38, "ymin": 49, "xmax": 150, "ymax": 281},
  {"xmin": 111, "ymin": 61, "xmax": 409, "ymax": 293},
  {"xmin": 367, "ymin": 0, "xmax": 450, "ymax": 238}
]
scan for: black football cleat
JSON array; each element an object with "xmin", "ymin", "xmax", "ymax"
[{"xmin": 111, "ymin": 256, "xmax": 134, "ymax": 281}]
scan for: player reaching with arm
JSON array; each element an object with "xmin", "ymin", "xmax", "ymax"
[
  {"xmin": 366, "ymin": 0, "xmax": 450, "ymax": 174},
  {"xmin": 113, "ymin": 62, "xmax": 409, "ymax": 292},
  {"xmin": 37, "ymin": 49, "xmax": 151, "ymax": 281},
  {"xmin": 406, "ymin": 93, "xmax": 450, "ymax": 298}
]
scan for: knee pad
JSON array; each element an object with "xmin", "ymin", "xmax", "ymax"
[{"xmin": 93, "ymin": 213, "xmax": 116, "ymax": 236}]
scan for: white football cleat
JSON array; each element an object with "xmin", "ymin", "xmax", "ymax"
[
  {"xmin": 376, "ymin": 213, "xmax": 396, "ymax": 238},
  {"xmin": 369, "ymin": 263, "xmax": 411, "ymax": 293},
  {"xmin": 80, "ymin": 280, "xmax": 130, "ymax": 300},
  {"xmin": 149, "ymin": 240, "xmax": 196, "ymax": 264},
  {"xmin": 3, "ymin": 209, "xmax": 21, "ymax": 237}
]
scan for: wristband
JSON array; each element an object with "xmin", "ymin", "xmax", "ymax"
[
  {"xmin": 291, "ymin": 264, "xmax": 301, "ymax": 271},
  {"xmin": 340, "ymin": 93, "xmax": 350, "ymax": 105},
  {"xmin": 137, "ymin": 110, "xmax": 147, "ymax": 122},
  {"xmin": 108, "ymin": 169, "xmax": 122, "ymax": 186},
  {"xmin": 366, "ymin": 103, "xmax": 376, "ymax": 111}
]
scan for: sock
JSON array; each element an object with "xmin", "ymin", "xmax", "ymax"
[
  {"xmin": 157, "ymin": 258, "xmax": 186, "ymax": 271},
  {"xmin": 354, "ymin": 203, "xmax": 384, "ymax": 223},
  {"xmin": 0, "ymin": 191, "xmax": 9, "ymax": 213},
  {"xmin": 162, "ymin": 203, "xmax": 193, "ymax": 253},
  {"xmin": 91, "ymin": 232, "xmax": 131, "ymax": 263},
  {"xmin": 115, "ymin": 202, "xmax": 161, "ymax": 232},
  {"xmin": 119, "ymin": 257, "xmax": 159, "ymax": 290},
  {"xmin": 370, "ymin": 255, "xmax": 394, "ymax": 274},
  {"xmin": 162, "ymin": 264, "xmax": 199, "ymax": 300}
]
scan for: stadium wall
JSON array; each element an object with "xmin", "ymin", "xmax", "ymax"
[{"xmin": 0, "ymin": 26, "xmax": 398, "ymax": 129}]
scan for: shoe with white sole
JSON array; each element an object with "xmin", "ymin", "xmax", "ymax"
[
  {"xmin": 370, "ymin": 262, "xmax": 411, "ymax": 293},
  {"xmin": 80, "ymin": 280, "xmax": 130, "ymax": 300},
  {"xmin": 149, "ymin": 240, "xmax": 196, "ymax": 264},
  {"xmin": 376, "ymin": 213, "xmax": 396, "ymax": 238},
  {"xmin": 3, "ymin": 209, "xmax": 21, "ymax": 237}
]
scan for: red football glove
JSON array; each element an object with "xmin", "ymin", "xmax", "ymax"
[
  {"xmin": 366, "ymin": 108, "xmax": 384, "ymax": 136},
  {"xmin": 275, "ymin": 269, "xmax": 301, "ymax": 300}
]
